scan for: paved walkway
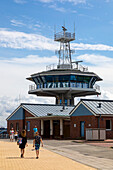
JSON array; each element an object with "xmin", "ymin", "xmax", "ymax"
[
  {"xmin": 0, "ymin": 140, "xmax": 95, "ymax": 170},
  {"xmin": 43, "ymin": 140, "xmax": 113, "ymax": 170}
]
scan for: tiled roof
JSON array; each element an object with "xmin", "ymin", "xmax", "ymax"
[
  {"xmin": 22, "ymin": 104, "xmax": 75, "ymax": 117},
  {"xmin": 81, "ymin": 99, "xmax": 113, "ymax": 115}
]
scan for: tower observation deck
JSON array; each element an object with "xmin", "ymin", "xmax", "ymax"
[{"xmin": 27, "ymin": 26, "xmax": 102, "ymax": 106}]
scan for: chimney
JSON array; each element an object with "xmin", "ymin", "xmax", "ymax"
[{"xmin": 97, "ymin": 103, "xmax": 101, "ymax": 108}]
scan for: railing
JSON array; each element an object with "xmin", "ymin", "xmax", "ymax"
[
  {"xmin": 94, "ymin": 84, "xmax": 100, "ymax": 93},
  {"xmin": 0, "ymin": 134, "xmax": 9, "ymax": 139},
  {"xmin": 29, "ymin": 82, "xmax": 100, "ymax": 93},
  {"xmin": 29, "ymin": 84, "xmax": 36, "ymax": 91},
  {"xmin": 54, "ymin": 32, "xmax": 75, "ymax": 41}
]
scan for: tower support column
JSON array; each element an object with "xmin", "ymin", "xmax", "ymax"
[
  {"xmin": 50, "ymin": 119, "xmax": 53, "ymax": 139},
  {"xmin": 60, "ymin": 119, "xmax": 63, "ymax": 138},
  {"xmin": 41, "ymin": 120, "xmax": 44, "ymax": 136}
]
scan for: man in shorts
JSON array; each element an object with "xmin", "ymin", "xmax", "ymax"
[{"xmin": 33, "ymin": 131, "xmax": 43, "ymax": 159}]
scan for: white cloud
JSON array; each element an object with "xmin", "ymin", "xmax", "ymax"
[
  {"xmin": 49, "ymin": 4, "xmax": 66, "ymax": 12},
  {"xmin": 11, "ymin": 19, "xmax": 26, "ymax": 27},
  {"xmin": 76, "ymin": 53, "xmax": 113, "ymax": 93},
  {"xmin": 39, "ymin": 0, "xmax": 86, "ymax": 5},
  {"xmin": 0, "ymin": 95, "xmax": 55, "ymax": 127},
  {"xmin": 14, "ymin": 0, "xmax": 26, "ymax": 4},
  {"xmin": 2, "ymin": 55, "xmax": 58, "ymax": 65},
  {"xmin": 60, "ymin": 0, "xmax": 86, "ymax": 5},
  {"xmin": 72, "ymin": 43, "xmax": 113, "ymax": 51},
  {"xmin": 1, "ymin": 29, "xmax": 113, "ymax": 52},
  {"xmin": 0, "ymin": 29, "xmax": 57, "ymax": 50}
]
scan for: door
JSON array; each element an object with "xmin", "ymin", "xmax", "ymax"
[
  {"xmin": 53, "ymin": 120, "xmax": 60, "ymax": 139},
  {"xmin": 44, "ymin": 120, "xmax": 50, "ymax": 138},
  {"xmin": 80, "ymin": 121, "xmax": 85, "ymax": 137}
]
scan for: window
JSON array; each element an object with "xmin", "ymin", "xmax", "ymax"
[
  {"xmin": 27, "ymin": 121, "xmax": 30, "ymax": 131},
  {"xmin": 16, "ymin": 123, "xmax": 19, "ymax": 131},
  {"xmin": 106, "ymin": 120, "xmax": 111, "ymax": 130},
  {"xmin": 10, "ymin": 123, "xmax": 13, "ymax": 129}
]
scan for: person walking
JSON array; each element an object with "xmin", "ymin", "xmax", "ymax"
[
  {"xmin": 9, "ymin": 128, "xmax": 14, "ymax": 142},
  {"xmin": 33, "ymin": 131, "xmax": 43, "ymax": 159},
  {"xmin": 33, "ymin": 125, "xmax": 38, "ymax": 136},
  {"xmin": 19, "ymin": 129, "xmax": 28, "ymax": 158},
  {"xmin": 14, "ymin": 130, "xmax": 18, "ymax": 142}
]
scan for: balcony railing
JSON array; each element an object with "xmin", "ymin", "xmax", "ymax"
[
  {"xmin": 29, "ymin": 83, "xmax": 100, "ymax": 93},
  {"xmin": 54, "ymin": 32, "xmax": 75, "ymax": 41}
]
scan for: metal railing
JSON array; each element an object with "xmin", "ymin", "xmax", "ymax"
[
  {"xmin": 94, "ymin": 84, "xmax": 100, "ymax": 93},
  {"xmin": 29, "ymin": 83, "xmax": 100, "ymax": 93},
  {"xmin": 54, "ymin": 32, "xmax": 75, "ymax": 41},
  {"xmin": 0, "ymin": 134, "xmax": 9, "ymax": 139}
]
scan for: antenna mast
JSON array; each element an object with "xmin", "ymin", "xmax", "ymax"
[{"xmin": 54, "ymin": 26, "xmax": 75, "ymax": 69}]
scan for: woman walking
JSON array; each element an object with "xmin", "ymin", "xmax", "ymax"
[{"xmin": 19, "ymin": 129, "xmax": 28, "ymax": 158}]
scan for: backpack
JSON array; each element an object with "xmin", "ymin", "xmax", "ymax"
[{"xmin": 35, "ymin": 136, "xmax": 40, "ymax": 144}]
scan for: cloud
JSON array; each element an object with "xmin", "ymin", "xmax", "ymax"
[
  {"xmin": 76, "ymin": 53, "xmax": 113, "ymax": 93},
  {"xmin": 14, "ymin": 0, "xmax": 26, "ymax": 4},
  {"xmin": 11, "ymin": 19, "xmax": 26, "ymax": 27},
  {"xmin": 49, "ymin": 4, "xmax": 66, "ymax": 12},
  {"xmin": 1, "ymin": 29, "xmax": 113, "ymax": 52},
  {"xmin": 60, "ymin": 0, "xmax": 86, "ymax": 5},
  {"xmin": 0, "ymin": 95, "xmax": 55, "ymax": 127},
  {"xmin": 72, "ymin": 43, "xmax": 113, "ymax": 51},
  {"xmin": 39, "ymin": 0, "xmax": 86, "ymax": 5},
  {"xmin": 76, "ymin": 53, "xmax": 113, "ymax": 66},
  {"xmin": 1, "ymin": 55, "xmax": 58, "ymax": 65},
  {"xmin": 0, "ymin": 29, "xmax": 57, "ymax": 50}
]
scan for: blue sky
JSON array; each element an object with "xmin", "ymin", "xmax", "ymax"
[{"xmin": 1, "ymin": 0, "xmax": 113, "ymax": 127}]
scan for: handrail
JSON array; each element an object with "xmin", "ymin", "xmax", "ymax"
[{"xmin": 29, "ymin": 83, "xmax": 100, "ymax": 93}]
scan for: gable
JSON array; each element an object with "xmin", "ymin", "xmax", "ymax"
[
  {"xmin": 8, "ymin": 107, "xmax": 24, "ymax": 120},
  {"xmin": 71, "ymin": 103, "xmax": 93, "ymax": 117}
]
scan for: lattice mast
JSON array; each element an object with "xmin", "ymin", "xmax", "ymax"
[{"xmin": 54, "ymin": 26, "xmax": 75, "ymax": 69}]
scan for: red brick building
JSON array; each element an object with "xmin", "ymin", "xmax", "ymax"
[
  {"xmin": 7, "ymin": 99, "xmax": 113, "ymax": 140},
  {"xmin": 70, "ymin": 99, "xmax": 113, "ymax": 139},
  {"xmin": 6, "ymin": 103, "xmax": 74, "ymax": 139}
]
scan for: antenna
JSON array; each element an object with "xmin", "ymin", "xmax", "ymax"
[
  {"xmin": 54, "ymin": 25, "xmax": 75, "ymax": 69},
  {"xmin": 54, "ymin": 25, "xmax": 56, "ymax": 34}
]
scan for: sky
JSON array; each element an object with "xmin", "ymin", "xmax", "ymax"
[{"xmin": 0, "ymin": 0, "xmax": 113, "ymax": 127}]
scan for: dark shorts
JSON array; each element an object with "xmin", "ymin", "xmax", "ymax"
[
  {"xmin": 19, "ymin": 144, "xmax": 25, "ymax": 149},
  {"xmin": 35, "ymin": 144, "xmax": 40, "ymax": 150}
]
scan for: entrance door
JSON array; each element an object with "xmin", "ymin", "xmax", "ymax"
[
  {"xmin": 80, "ymin": 121, "xmax": 85, "ymax": 137},
  {"xmin": 53, "ymin": 120, "xmax": 60, "ymax": 139},
  {"xmin": 44, "ymin": 120, "xmax": 50, "ymax": 138}
]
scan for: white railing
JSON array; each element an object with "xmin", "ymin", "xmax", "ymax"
[
  {"xmin": 0, "ymin": 134, "xmax": 9, "ymax": 139},
  {"xmin": 29, "ymin": 82, "xmax": 100, "ymax": 91},
  {"xmin": 94, "ymin": 84, "xmax": 100, "ymax": 93},
  {"xmin": 29, "ymin": 84, "xmax": 36, "ymax": 91},
  {"xmin": 54, "ymin": 32, "xmax": 75, "ymax": 40}
]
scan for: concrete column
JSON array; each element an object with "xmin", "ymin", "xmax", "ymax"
[
  {"xmin": 50, "ymin": 119, "xmax": 53, "ymax": 136},
  {"xmin": 60, "ymin": 119, "xmax": 63, "ymax": 136},
  {"xmin": 41, "ymin": 119, "xmax": 44, "ymax": 136},
  {"xmin": 67, "ymin": 99, "xmax": 70, "ymax": 106}
]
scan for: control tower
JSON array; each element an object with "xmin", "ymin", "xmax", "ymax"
[{"xmin": 27, "ymin": 26, "xmax": 102, "ymax": 106}]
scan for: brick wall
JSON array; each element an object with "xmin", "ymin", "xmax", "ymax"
[
  {"xmin": 70, "ymin": 116, "xmax": 113, "ymax": 139},
  {"xmin": 99, "ymin": 117, "xmax": 113, "ymax": 139},
  {"xmin": 70, "ymin": 115, "xmax": 98, "ymax": 139},
  {"xmin": 25, "ymin": 118, "xmax": 41, "ymax": 139},
  {"xmin": 25, "ymin": 110, "xmax": 41, "ymax": 139},
  {"xmin": 7, "ymin": 110, "xmax": 41, "ymax": 139},
  {"xmin": 7, "ymin": 119, "xmax": 23, "ymax": 135}
]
